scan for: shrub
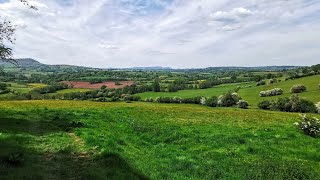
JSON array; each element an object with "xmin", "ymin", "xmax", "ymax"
[
  {"xmin": 237, "ymin": 100, "xmax": 249, "ymax": 109},
  {"xmin": 182, "ymin": 96, "xmax": 202, "ymax": 104},
  {"xmin": 273, "ymin": 97, "xmax": 291, "ymax": 112},
  {"xmin": 259, "ymin": 88, "xmax": 283, "ymax": 97},
  {"xmin": 272, "ymin": 95, "xmax": 317, "ymax": 113},
  {"xmin": 111, "ymin": 96, "xmax": 120, "ymax": 102},
  {"xmin": 200, "ymin": 97, "xmax": 207, "ymax": 105},
  {"xmin": 295, "ymin": 115, "xmax": 320, "ymax": 137},
  {"xmin": 256, "ymin": 81, "xmax": 266, "ymax": 86},
  {"xmin": 155, "ymin": 97, "xmax": 173, "ymax": 103},
  {"xmin": 123, "ymin": 95, "xmax": 141, "ymax": 101},
  {"xmin": 95, "ymin": 97, "xmax": 109, "ymax": 102},
  {"xmin": 206, "ymin": 96, "xmax": 218, "ymax": 107},
  {"xmin": 0, "ymin": 82, "xmax": 7, "ymax": 90},
  {"xmin": 269, "ymin": 78, "xmax": 277, "ymax": 84},
  {"xmin": 316, "ymin": 102, "xmax": 320, "ymax": 113},
  {"xmin": 290, "ymin": 84, "xmax": 307, "ymax": 93},
  {"xmin": 258, "ymin": 100, "xmax": 272, "ymax": 110},
  {"xmin": 172, "ymin": 97, "xmax": 183, "ymax": 103},
  {"xmin": 145, "ymin": 97, "xmax": 154, "ymax": 102},
  {"xmin": 218, "ymin": 92, "xmax": 241, "ymax": 107},
  {"xmin": 0, "ymin": 89, "xmax": 10, "ymax": 94},
  {"xmin": 292, "ymin": 99, "xmax": 317, "ymax": 113}
]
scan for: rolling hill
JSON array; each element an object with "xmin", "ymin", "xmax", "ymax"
[{"xmin": 136, "ymin": 75, "xmax": 320, "ymax": 107}]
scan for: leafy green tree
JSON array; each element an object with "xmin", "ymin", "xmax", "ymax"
[
  {"xmin": 230, "ymin": 74, "xmax": 237, "ymax": 81},
  {"xmin": 0, "ymin": 0, "xmax": 36, "ymax": 63},
  {"xmin": 0, "ymin": 82, "xmax": 7, "ymax": 90},
  {"xmin": 152, "ymin": 79, "xmax": 161, "ymax": 92}
]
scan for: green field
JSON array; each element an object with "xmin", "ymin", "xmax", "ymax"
[
  {"xmin": 50, "ymin": 88, "xmax": 92, "ymax": 95},
  {"xmin": 137, "ymin": 82, "xmax": 252, "ymax": 99},
  {"xmin": 0, "ymin": 100, "xmax": 319, "ymax": 179},
  {"xmin": 137, "ymin": 75, "xmax": 320, "ymax": 107},
  {"xmin": 239, "ymin": 75, "xmax": 320, "ymax": 106}
]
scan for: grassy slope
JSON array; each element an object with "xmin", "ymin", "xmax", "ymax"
[
  {"xmin": 137, "ymin": 75, "xmax": 320, "ymax": 107},
  {"xmin": 137, "ymin": 82, "xmax": 252, "ymax": 99},
  {"xmin": 0, "ymin": 83, "xmax": 48, "ymax": 99},
  {"xmin": 238, "ymin": 74, "xmax": 320, "ymax": 106},
  {"xmin": 0, "ymin": 100, "xmax": 320, "ymax": 179}
]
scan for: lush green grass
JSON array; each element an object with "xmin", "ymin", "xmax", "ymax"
[
  {"xmin": 238, "ymin": 75, "xmax": 320, "ymax": 107},
  {"xmin": 0, "ymin": 82, "xmax": 47, "ymax": 94},
  {"xmin": 0, "ymin": 100, "xmax": 319, "ymax": 179},
  {"xmin": 137, "ymin": 82, "xmax": 252, "ymax": 99},
  {"xmin": 6, "ymin": 83, "xmax": 33, "ymax": 93},
  {"xmin": 0, "ymin": 83, "xmax": 48, "ymax": 100}
]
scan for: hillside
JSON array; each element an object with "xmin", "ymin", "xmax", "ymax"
[
  {"xmin": 0, "ymin": 58, "xmax": 44, "ymax": 67},
  {"xmin": 239, "ymin": 75, "xmax": 320, "ymax": 105},
  {"xmin": 136, "ymin": 75, "xmax": 320, "ymax": 106},
  {"xmin": 0, "ymin": 100, "xmax": 319, "ymax": 179}
]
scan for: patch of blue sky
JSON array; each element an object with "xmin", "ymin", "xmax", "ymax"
[
  {"xmin": 54, "ymin": 0, "xmax": 74, "ymax": 7},
  {"xmin": 117, "ymin": 0, "xmax": 174, "ymax": 15},
  {"xmin": 0, "ymin": 0, "xmax": 9, "ymax": 3}
]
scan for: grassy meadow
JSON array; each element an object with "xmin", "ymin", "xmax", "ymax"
[
  {"xmin": 137, "ymin": 75, "xmax": 320, "ymax": 107},
  {"xmin": 137, "ymin": 82, "xmax": 252, "ymax": 99},
  {"xmin": 0, "ymin": 100, "xmax": 320, "ymax": 179},
  {"xmin": 239, "ymin": 74, "xmax": 320, "ymax": 106}
]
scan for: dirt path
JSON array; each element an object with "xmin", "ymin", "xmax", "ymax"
[{"xmin": 67, "ymin": 132, "xmax": 90, "ymax": 180}]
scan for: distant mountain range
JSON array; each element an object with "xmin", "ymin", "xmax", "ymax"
[
  {"xmin": 0, "ymin": 58, "xmax": 301, "ymax": 71},
  {"xmin": 127, "ymin": 66, "xmax": 173, "ymax": 70},
  {"xmin": 0, "ymin": 58, "xmax": 44, "ymax": 67}
]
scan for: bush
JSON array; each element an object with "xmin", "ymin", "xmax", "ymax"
[
  {"xmin": 0, "ymin": 82, "xmax": 7, "ymax": 90},
  {"xmin": 123, "ymin": 95, "xmax": 141, "ymax": 101},
  {"xmin": 200, "ymin": 97, "xmax": 207, "ymax": 105},
  {"xmin": 0, "ymin": 89, "xmax": 10, "ymax": 94},
  {"xmin": 258, "ymin": 100, "xmax": 272, "ymax": 110},
  {"xmin": 218, "ymin": 92, "xmax": 241, "ymax": 107},
  {"xmin": 260, "ymin": 88, "xmax": 283, "ymax": 97},
  {"xmin": 182, "ymin": 96, "xmax": 202, "ymax": 104},
  {"xmin": 256, "ymin": 81, "xmax": 266, "ymax": 86},
  {"xmin": 316, "ymin": 102, "xmax": 320, "ymax": 113},
  {"xmin": 205, "ymin": 96, "xmax": 218, "ymax": 107},
  {"xmin": 291, "ymin": 99, "xmax": 317, "ymax": 113},
  {"xmin": 266, "ymin": 95, "xmax": 317, "ymax": 113},
  {"xmin": 295, "ymin": 115, "xmax": 320, "ymax": 137},
  {"xmin": 237, "ymin": 100, "xmax": 249, "ymax": 109},
  {"xmin": 172, "ymin": 97, "xmax": 183, "ymax": 103},
  {"xmin": 145, "ymin": 97, "xmax": 154, "ymax": 102},
  {"xmin": 155, "ymin": 97, "xmax": 173, "ymax": 103},
  {"xmin": 269, "ymin": 78, "xmax": 277, "ymax": 84},
  {"xmin": 290, "ymin": 84, "xmax": 307, "ymax": 93}
]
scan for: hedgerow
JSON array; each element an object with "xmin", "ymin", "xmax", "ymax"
[
  {"xmin": 149, "ymin": 92, "xmax": 246, "ymax": 109},
  {"xmin": 258, "ymin": 95, "xmax": 317, "ymax": 113}
]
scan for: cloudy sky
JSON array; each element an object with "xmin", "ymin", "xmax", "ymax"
[{"xmin": 0, "ymin": 0, "xmax": 319, "ymax": 68}]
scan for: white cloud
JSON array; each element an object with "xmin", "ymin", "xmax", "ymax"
[
  {"xmin": 0, "ymin": 0, "xmax": 319, "ymax": 68},
  {"xmin": 211, "ymin": 7, "xmax": 253, "ymax": 22}
]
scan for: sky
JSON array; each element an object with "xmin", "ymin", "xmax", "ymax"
[{"xmin": 0, "ymin": 0, "xmax": 319, "ymax": 68}]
